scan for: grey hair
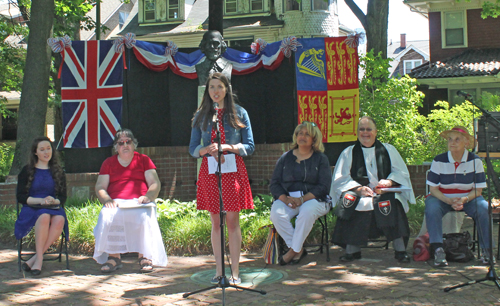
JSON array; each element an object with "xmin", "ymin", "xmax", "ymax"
[
  {"xmin": 112, "ymin": 129, "xmax": 139, "ymax": 153},
  {"xmin": 358, "ymin": 116, "xmax": 377, "ymax": 130}
]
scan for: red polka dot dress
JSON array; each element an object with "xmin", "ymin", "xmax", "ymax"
[{"xmin": 196, "ymin": 109, "xmax": 254, "ymax": 214}]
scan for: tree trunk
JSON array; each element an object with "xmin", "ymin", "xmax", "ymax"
[
  {"xmin": 10, "ymin": 0, "xmax": 54, "ymax": 175},
  {"xmin": 344, "ymin": 0, "xmax": 389, "ymax": 59},
  {"xmin": 365, "ymin": 0, "xmax": 389, "ymax": 59}
]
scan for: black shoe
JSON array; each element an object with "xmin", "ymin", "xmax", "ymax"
[
  {"xmin": 31, "ymin": 269, "xmax": 41, "ymax": 276},
  {"xmin": 291, "ymin": 249, "xmax": 308, "ymax": 265},
  {"xmin": 21, "ymin": 262, "xmax": 31, "ymax": 272},
  {"xmin": 339, "ymin": 251, "xmax": 362, "ymax": 262},
  {"xmin": 279, "ymin": 255, "xmax": 292, "ymax": 266},
  {"xmin": 395, "ymin": 251, "xmax": 411, "ymax": 263}
]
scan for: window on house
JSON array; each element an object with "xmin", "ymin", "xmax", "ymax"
[
  {"xmin": 251, "ymin": 0, "xmax": 263, "ymax": 12},
  {"xmin": 312, "ymin": 0, "xmax": 328, "ymax": 11},
  {"xmin": 225, "ymin": 0, "xmax": 237, "ymax": 14},
  {"xmin": 226, "ymin": 37, "xmax": 254, "ymax": 50},
  {"xmin": 169, "ymin": 0, "xmax": 179, "ymax": 19},
  {"xmin": 443, "ymin": 11, "xmax": 466, "ymax": 47},
  {"xmin": 403, "ymin": 59, "xmax": 422, "ymax": 75},
  {"xmin": 144, "ymin": 0, "xmax": 156, "ymax": 21},
  {"xmin": 284, "ymin": 0, "xmax": 300, "ymax": 11},
  {"xmin": 119, "ymin": 12, "xmax": 129, "ymax": 29}
]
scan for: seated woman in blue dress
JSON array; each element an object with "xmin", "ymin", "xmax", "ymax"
[{"xmin": 15, "ymin": 136, "xmax": 68, "ymax": 276}]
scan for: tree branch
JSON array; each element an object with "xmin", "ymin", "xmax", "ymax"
[{"xmin": 344, "ymin": 0, "xmax": 367, "ymax": 29}]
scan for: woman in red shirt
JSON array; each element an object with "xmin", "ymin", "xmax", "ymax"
[{"xmin": 94, "ymin": 129, "xmax": 167, "ymax": 273}]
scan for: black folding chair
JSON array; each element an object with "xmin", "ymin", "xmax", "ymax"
[
  {"xmin": 17, "ymin": 202, "xmax": 69, "ymax": 272},
  {"xmin": 303, "ymin": 213, "xmax": 331, "ymax": 262}
]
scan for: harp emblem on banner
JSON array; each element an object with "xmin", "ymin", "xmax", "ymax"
[{"xmin": 297, "ymin": 48, "xmax": 326, "ymax": 79}]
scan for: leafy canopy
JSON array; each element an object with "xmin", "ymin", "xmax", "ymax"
[{"xmin": 358, "ymin": 51, "xmax": 496, "ymax": 164}]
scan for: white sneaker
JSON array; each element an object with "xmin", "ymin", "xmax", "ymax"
[
  {"xmin": 229, "ymin": 276, "xmax": 241, "ymax": 285},
  {"xmin": 480, "ymin": 249, "xmax": 496, "ymax": 265},
  {"xmin": 434, "ymin": 247, "xmax": 448, "ymax": 267}
]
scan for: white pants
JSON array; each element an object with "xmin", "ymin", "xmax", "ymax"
[{"xmin": 270, "ymin": 199, "xmax": 330, "ymax": 253}]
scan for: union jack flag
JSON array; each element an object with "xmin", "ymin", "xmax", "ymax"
[{"xmin": 61, "ymin": 40, "xmax": 123, "ymax": 148}]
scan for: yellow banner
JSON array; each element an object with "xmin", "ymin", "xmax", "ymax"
[{"xmin": 327, "ymin": 88, "xmax": 359, "ymax": 142}]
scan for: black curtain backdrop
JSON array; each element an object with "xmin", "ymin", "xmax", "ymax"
[{"xmin": 64, "ymin": 44, "xmax": 353, "ymax": 172}]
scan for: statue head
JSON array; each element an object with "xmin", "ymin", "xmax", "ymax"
[{"xmin": 199, "ymin": 30, "xmax": 227, "ymax": 61}]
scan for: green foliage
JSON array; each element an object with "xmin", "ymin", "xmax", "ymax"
[
  {"xmin": 358, "ymin": 51, "xmax": 500, "ymax": 164},
  {"xmin": 0, "ymin": 16, "xmax": 27, "ymax": 92},
  {"xmin": 481, "ymin": 0, "xmax": 500, "ymax": 18},
  {"xmin": 53, "ymin": 0, "xmax": 95, "ymax": 37},
  {"xmin": 406, "ymin": 196, "xmax": 426, "ymax": 234},
  {"xmin": 359, "ymin": 51, "xmax": 427, "ymax": 164},
  {"xmin": 420, "ymin": 101, "xmax": 480, "ymax": 161},
  {"xmin": 0, "ymin": 144, "xmax": 15, "ymax": 182}
]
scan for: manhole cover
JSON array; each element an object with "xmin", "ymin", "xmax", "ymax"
[{"xmin": 190, "ymin": 267, "xmax": 286, "ymax": 286}]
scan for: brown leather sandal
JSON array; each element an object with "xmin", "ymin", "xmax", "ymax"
[
  {"xmin": 101, "ymin": 256, "xmax": 122, "ymax": 273},
  {"xmin": 138, "ymin": 257, "xmax": 153, "ymax": 273}
]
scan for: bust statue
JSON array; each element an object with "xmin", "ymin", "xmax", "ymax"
[{"xmin": 196, "ymin": 30, "xmax": 232, "ymax": 86}]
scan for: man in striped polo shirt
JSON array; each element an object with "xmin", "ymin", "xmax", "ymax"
[{"xmin": 426, "ymin": 126, "xmax": 492, "ymax": 267}]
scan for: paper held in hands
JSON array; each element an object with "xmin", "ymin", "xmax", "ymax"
[
  {"xmin": 207, "ymin": 154, "xmax": 237, "ymax": 174},
  {"xmin": 116, "ymin": 199, "xmax": 156, "ymax": 209},
  {"xmin": 375, "ymin": 185, "xmax": 412, "ymax": 193}
]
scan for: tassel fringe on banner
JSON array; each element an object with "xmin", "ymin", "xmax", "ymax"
[
  {"xmin": 345, "ymin": 29, "xmax": 366, "ymax": 49},
  {"xmin": 280, "ymin": 36, "xmax": 302, "ymax": 58},
  {"xmin": 47, "ymin": 35, "xmax": 72, "ymax": 78},
  {"xmin": 251, "ymin": 38, "xmax": 268, "ymax": 55},
  {"xmin": 113, "ymin": 33, "xmax": 136, "ymax": 69}
]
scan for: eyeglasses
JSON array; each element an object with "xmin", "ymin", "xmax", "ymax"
[
  {"xmin": 359, "ymin": 128, "xmax": 373, "ymax": 132},
  {"xmin": 117, "ymin": 140, "xmax": 133, "ymax": 146},
  {"xmin": 302, "ymin": 121, "xmax": 317, "ymax": 127}
]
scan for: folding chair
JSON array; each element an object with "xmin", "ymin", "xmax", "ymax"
[
  {"xmin": 303, "ymin": 212, "xmax": 330, "ymax": 262},
  {"xmin": 424, "ymin": 169, "xmax": 480, "ymax": 257},
  {"xmin": 17, "ymin": 202, "xmax": 69, "ymax": 272}
]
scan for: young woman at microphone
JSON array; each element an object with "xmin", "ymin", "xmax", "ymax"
[{"xmin": 189, "ymin": 72, "xmax": 255, "ymax": 285}]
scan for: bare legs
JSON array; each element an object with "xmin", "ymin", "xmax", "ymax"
[
  {"xmin": 210, "ymin": 211, "xmax": 241, "ymax": 279},
  {"xmin": 26, "ymin": 214, "xmax": 65, "ymax": 271}
]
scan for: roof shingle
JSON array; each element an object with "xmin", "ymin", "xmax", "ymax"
[{"xmin": 410, "ymin": 48, "xmax": 500, "ymax": 78}]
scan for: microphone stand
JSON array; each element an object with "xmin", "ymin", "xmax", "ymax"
[
  {"xmin": 183, "ymin": 107, "xmax": 266, "ymax": 304},
  {"xmin": 445, "ymin": 95, "xmax": 500, "ymax": 292}
]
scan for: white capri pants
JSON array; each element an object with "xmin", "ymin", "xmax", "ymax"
[{"xmin": 270, "ymin": 199, "xmax": 330, "ymax": 253}]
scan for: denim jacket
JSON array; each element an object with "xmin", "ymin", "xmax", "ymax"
[{"xmin": 189, "ymin": 105, "xmax": 255, "ymax": 158}]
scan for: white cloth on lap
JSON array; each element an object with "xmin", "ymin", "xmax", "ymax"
[{"xmin": 93, "ymin": 199, "xmax": 168, "ymax": 266}]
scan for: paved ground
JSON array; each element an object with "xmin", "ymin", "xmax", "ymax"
[{"xmin": 1, "ymin": 220, "xmax": 500, "ymax": 305}]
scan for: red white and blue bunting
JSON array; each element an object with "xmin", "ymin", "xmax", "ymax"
[
  {"xmin": 50, "ymin": 33, "xmax": 302, "ymax": 79},
  {"xmin": 116, "ymin": 33, "xmax": 301, "ymax": 79}
]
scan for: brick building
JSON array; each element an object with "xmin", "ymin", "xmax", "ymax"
[{"xmin": 405, "ymin": 0, "xmax": 500, "ymax": 110}]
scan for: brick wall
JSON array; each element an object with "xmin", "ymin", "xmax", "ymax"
[
  {"xmin": 429, "ymin": 9, "xmax": 500, "ymax": 62},
  {"xmin": 0, "ymin": 144, "xmax": 430, "ymax": 206}
]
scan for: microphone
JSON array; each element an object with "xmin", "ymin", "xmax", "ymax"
[
  {"xmin": 212, "ymin": 102, "xmax": 219, "ymax": 122},
  {"xmin": 456, "ymin": 90, "xmax": 471, "ymax": 98}
]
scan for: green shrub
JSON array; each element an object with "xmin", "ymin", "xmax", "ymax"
[
  {"xmin": 0, "ymin": 194, "xmax": 427, "ymax": 256},
  {"xmin": 0, "ymin": 144, "xmax": 14, "ymax": 182}
]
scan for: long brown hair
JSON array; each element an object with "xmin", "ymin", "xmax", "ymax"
[
  {"xmin": 192, "ymin": 72, "xmax": 245, "ymax": 131},
  {"xmin": 26, "ymin": 136, "xmax": 65, "ymax": 195}
]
